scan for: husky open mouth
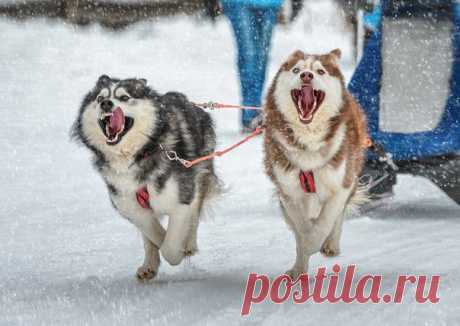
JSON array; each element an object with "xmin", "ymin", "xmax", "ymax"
[
  {"xmin": 291, "ymin": 85, "xmax": 325, "ymax": 124},
  {"xmin": 98, "ymin": 107, "xmax": 134, "ymax": 145}
]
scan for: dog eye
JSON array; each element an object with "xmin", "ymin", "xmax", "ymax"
[
  {"xmin": 96, "ymin": 96, "xmax": 104, "ymax": 103},
  {"xmin": 292, "ymin": 68, "xmax": 300, "ymax": 74},
  {"xmin": 317, "ymin": 69, "xmax": 326, "ymax": 75},
  {"xmin": 120, "ymin": 95, "xmax": 130, "ymax": 102}
]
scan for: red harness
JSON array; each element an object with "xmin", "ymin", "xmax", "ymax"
[
  {"xmin": 135, "ymin": 172, "xmax": 315, "ymax": 210},
  {"xmin": 134, "ymin": 139, "xmax": 317, "ymax": 209},
  {"xmin": 136, "ymin": 186, "xmax": 151, "ymax": 209},
  {"xmin": 299, "ymin": 170, "xmax": 316, "ymax": 193}
]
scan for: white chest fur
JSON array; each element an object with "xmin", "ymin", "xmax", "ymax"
[
  {"xmin": 273, "ymin": 123, "xmax": 346, "ymax": 172},
  {"xmin": 270, "ymin": 120, "xmax": 347, "ymax": 217},
  {"xmin": 103, "ymin": 164, "xmax": 149, "ymax": 220},
  {"xmin": 274, "ymin": 161, "xmax": 346, "ymax": 202},
  {"xmin": 102, "ymin": 161, "xmax": 182, "ymax": 221}
]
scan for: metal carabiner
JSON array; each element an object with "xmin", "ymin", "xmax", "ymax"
[{"xmin": 159, "ymin": 144, "xmax": 191, "ymax": 168}]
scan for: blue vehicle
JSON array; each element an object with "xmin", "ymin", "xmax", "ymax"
[{"xmin": 349, "ymin": 0, "xmax": 460, "ymax": 204}]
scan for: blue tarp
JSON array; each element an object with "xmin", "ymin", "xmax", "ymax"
[{"xmin": 349, "ymin": 0, "xmax": 460, "ymax": 161}]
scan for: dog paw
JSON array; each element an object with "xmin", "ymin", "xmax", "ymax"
[
  {"xmin": 320, "ymin": 242, "xmax": 340, "ymax": 257},
  {"xmin": 184, "ymin": 240, "xmax": 198, "ymax": 257},
  {"xmin": 136, "ymin": 265, "xmax": 157, "ymax": 281},
  {"xmin": 285, "ymin": 268, "xmax": 305, "ymax": 281}
]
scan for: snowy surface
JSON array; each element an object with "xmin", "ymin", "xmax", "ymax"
[{"xmin": 0, "ymin": 2, "xmax": 459, "ymax": 325}]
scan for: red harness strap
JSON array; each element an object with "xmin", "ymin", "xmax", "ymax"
[
  {"xmin": 136, "ymin": 186, "xmax": 151, "ymax": 209},
  {"xmin": 299, "ymin": 170, "xmax": 316, "ymax": 193}
]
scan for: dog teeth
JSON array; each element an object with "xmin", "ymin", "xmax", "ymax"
[
  {"xmin": 107, "ymin": 133, "xmax": 119, "ymax": 144},
  {"xmin": 101, "ymin": 112, "xmax": 126, "ymax": 144},
  {"xmin": 100, "ymin": 113, "xmax": 112, "ymax": 120}
]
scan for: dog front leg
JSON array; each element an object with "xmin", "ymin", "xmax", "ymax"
[
  {"xmin": 281, "ymin": 200, "xmax": 309, "ymax": 280},
  {"xmin": 287, "ymin": 226, "xmax": 309, "ymax": 280},
  {"xmin": 131, "ymin": 215, "xmax": 166, "ymax": 248},
  {"xmin": 160, "ymin": 207, "xmax": 191, "ymax": 266},
  {"xmin": 136, "ymin": 235, "xmax": 161, "ymax": 281},
  {"xmin": 303, "ymin": 190, "xmax": 350, "ymax": 257}
]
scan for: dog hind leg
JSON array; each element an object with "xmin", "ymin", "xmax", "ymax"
[
  {"xmin": 184, "ymin": 172, "xmax": 216, "ymax": 257},
  {"xmin": 320, "ymin": 213, "xmax": 344, "ymax": 257},
  {"xmin": 184, "ymin": 211, "xmax": 199, "ymax": 257},
  {"xmin": 184, "ymin": 182, "xmax": 204, "ymax": 257},
  {"xmin": 130, "ymin": 217, "xmax": 165, "ymax": 280}
]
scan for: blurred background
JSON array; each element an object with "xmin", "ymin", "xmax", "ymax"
[
  {"xmin": 1, "ymin": 1, "xmax": 459, "ymax": 325},
  {"xmin": 0, "ymin": 0, "xmax": 370, "ymax": 30}
]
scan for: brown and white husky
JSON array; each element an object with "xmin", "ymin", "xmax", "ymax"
[{"xmin": 263, "ymin": 49, "xmax": 368, "ymax": 279}]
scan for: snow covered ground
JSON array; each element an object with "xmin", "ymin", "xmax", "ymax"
[{"xmin": 0, "ymin": 2, "xmax": 459, "ymax": 325}]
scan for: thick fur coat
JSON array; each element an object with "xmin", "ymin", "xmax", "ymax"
[
  {"xmin": 263, "ymin": 50, "xmax": 368, "ymax": 279},
  {"xmin": 72, "ymin": 75, "xmax": 220, "ymax": 280}
]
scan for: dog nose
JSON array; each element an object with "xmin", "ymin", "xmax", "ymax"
[
  {"xmin": 300, "ymin": 72, "xmax": 314, "ymax": 83},
  {"xmin": 100, "ymin": 99, "xmax": 114, "ymax": 112}
]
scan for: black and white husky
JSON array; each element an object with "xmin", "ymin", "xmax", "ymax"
[{"xmin": 72, "ymin": 75, "xmax": 220, "ymax": 280}]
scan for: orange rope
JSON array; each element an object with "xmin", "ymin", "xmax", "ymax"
[
  {"xmin": 193, "ymin": 101, "xmax": 262, "ymax": 111},
  {"xmin": 190, "ymin": 100, "xmax": 373, "ymax": 166},
  {"xmin": 182, "ymin": 126, "xmax": 264, "ymax": 168}
]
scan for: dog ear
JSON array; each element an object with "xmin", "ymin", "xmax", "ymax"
[
  {"xmin": 97, "ymin": 75, "xmax": 111, "ymax": 86},
  {"xmin": 283, "ymin": 50, "xmax": 305, "ymax": 70},
  {"xmin": 134, "ymin": 79, "xmax": 146, "ymax": 91},
  {"xmin": 329, "ymin": 49, "xmax": 342, "ymax": 62},
  {"xmin": 290, "ymin": 50, "xmax": 305, "ymax": 59},
  {"xmin": 131, "ymin": 79, "xmax": 147, "ymax": 97}
]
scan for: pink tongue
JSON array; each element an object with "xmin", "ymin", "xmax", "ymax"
[
  {"xmin": 108, "ymin": 107, "xmax": 125, "ymax": 137},
  {"xmin": 299, "ymin": 85, "xmax": 315, "ymax": 118}
]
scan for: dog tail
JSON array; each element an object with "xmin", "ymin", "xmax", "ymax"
[
  {"xmin": 204, "ymin": 171, "xmax": 223, "ymax": 200},
  {"xmin": 346, "ymin": 181, "xmax": 370, "ymax": 216}
]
